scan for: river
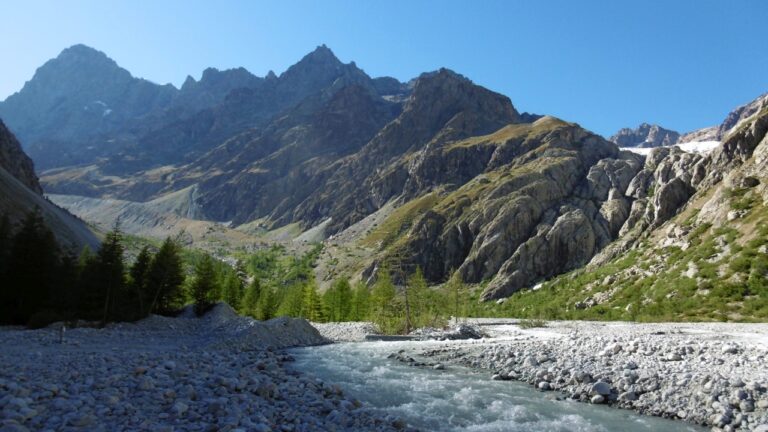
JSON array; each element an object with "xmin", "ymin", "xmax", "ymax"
[{"xmin": 290, "ymin": 340, "xmax": 704, "ymax": 432}]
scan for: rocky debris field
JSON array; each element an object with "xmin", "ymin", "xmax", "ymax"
[
  {"xmin": 311, "ymin": 322, "xmax": 381, "ymax": 342},
  {"xmin": 404, "ymin": 320, "xmax": 768, "ymax": 431},
  {"xmin": 0, "ymin": 304, "xmax": 410, "ymax": 432}
]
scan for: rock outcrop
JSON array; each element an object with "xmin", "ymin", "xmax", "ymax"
[
  {"xmin": 0, "ymin": 121, "xmax": 98, "ymax": 252},
  {"xmin": 0, "ymin": 119, "xmax": 42, "ymax": 194}
]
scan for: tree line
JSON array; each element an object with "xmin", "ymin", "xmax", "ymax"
[
  {"xmin": 0, "ymin": 210, "xmax": 187, "ymax": 327},
  {"xmin": 0, "ymin": 209, "xmax": 474, "ymax": 333}
]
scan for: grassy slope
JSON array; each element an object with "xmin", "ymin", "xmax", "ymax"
[{"xmin": 482, "ymin": 185, "xmax": 768, "ymax": 322}]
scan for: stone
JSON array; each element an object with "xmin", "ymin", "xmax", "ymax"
[
  {"xmin": 740, "ymin": 400, "xmax": 755, "ymax": 412},
  {"xmin": 591, "ymin": 381, "xmax": 612, "ymax": 396},
  {"xmin": 591, "ymin": 395, "xmax": 605, "ymax": 404},
  {"xmin": 171, "ymin": 401, "xmax": 189, "ymax": 417},
  {"xmin": 619, "ymin": 391, "xmax": 638, "ymax": 401}
]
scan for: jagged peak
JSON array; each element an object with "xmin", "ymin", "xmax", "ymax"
[
  {"xmin": 181, "ymin": 75, "xmax": 196, "ymax": 90},
  {"xmin": 299, "ymin": 44, "xmax": 342, "ymax": 66},
  {"xmin": 415, "ymin": 68, "xmax": 471, "ymax": 85},
  {"xmin": 56, "ymin": 44, "xmax": 118, "ymax": 67},
  {"xmin": 201, "ymin": 67, "xmax": 221, "ymax": 78},
  {"xmin": 280, "ymin": 45, "xmax": 346, "ymax": 80}
]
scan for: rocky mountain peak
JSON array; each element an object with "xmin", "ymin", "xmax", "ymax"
[
  {"xmin": 610, "ymin": 123, "xmax": 680, "ymax": 148},
  {"xmin": 281, "ymin": 45, "xmax": 344, "ymax": 79},
  {"xmin": 403, "ymin": 68, "xmax": 520, "ymax": 141},
  {"xmin": 57, "ymin": 43, "xmax": 116, "ymax": 65}
]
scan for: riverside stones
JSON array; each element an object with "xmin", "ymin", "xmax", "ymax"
[
  {"xmin": 414, "ymin": 320, "xmax": 768, "ymax": 431},
  {"xmin": 0, "ymin": 306, "xmax": 408, "ymax": 432}
]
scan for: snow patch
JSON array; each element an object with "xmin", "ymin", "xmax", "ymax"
[
  {"xmin": 621, "ymin": 140, "xmax": 720, "ymax": 156},
  {"xmin": 675, "ymin": 140, "xmax": 720, "ymax": 154}
]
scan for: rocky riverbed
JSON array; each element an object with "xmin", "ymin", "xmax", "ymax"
[
  {"xmin": 0, "ymin": 305, "xmax": 409, "ymax": 432},
  {"xmin": 390, "ymin": 319, "xmax": 768, "ymax": 431}
]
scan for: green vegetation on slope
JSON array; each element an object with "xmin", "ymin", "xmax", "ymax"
[{"xmin": 485, "ymin": 198, "xmax": 768, "ymax": 322}]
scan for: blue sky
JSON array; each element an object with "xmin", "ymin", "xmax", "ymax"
[{"xmin": 1, "ymin": 0, "xmax": 766, "ymax": 137}]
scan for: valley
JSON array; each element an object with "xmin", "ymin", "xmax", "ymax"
[{"xmin": 1, "ymin": 13, "xmax": 767, "ymax": 431}]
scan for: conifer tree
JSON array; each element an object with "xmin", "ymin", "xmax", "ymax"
[
  {"xmin": 371, "ymin": 269, "xmax": 400, "ymax": 333},
  {"xmin": 129, "ymin": 246, "xmax": 153, "ymax": 317},
  {"xmin": 223, "ymin": 271, "xmax": 244, "ymax": 310},
  {"xmin": 192, "ymin": 254, "xmax": 217, "ymax": 316},
  {"xmin": 0, "ymin": 212, "xmax": 10, "ymax": 277},
  {"xmin": 254, "ymin": 285, "xmax": 276, "ymax": 320},
  {"xmin": 5, "ymin": 209, "xmax": 58, "ymax": 324},
  {"xmin": 276, "ymin": 283, "xmax": 304, "ymax": 317},
  {"xmin": 324, "ymin": 277, "xmax": 353, "ymax": 321},
  {"xmin": 351, "ymin": 281, "xmax": 370, "ymax": 321},
  {"xmin": 146, "ymin": 237, "xmax": 185, "ymax": 315},
  {"xmin": 96, "ymin": 224, "xmax": 127, "ymax": 323},
  {"xmin": 444, "ymin": 270, "xmax": 467, "ymax": 321},
  {"xmin": 241, "ymin": 278, "xmax": 261, "ymax": 317},
  {"xmin": 407, "ymin": 267, "xmax": 429, "ymax": 328},
  {"xmin": 301, "ymin": 279, "xmax": 324, "ymax": 322},
  {"xmin": 0, "ymin": 212, "xmax": 11, "ymax": 318}
]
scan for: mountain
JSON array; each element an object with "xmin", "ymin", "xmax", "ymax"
[
  {"xmin": 678, "ymin": 92, "xmax": 768, "ymax": 144},
  {"xmin": 499, "ymin": 96, "xmax": 768, "ymax": 320},
  {"xmin": 103, "ymin": 45, "xmax": 407, "ymax": 175},
  {"xmin": 11, "ymin": 44, "xmax": 768, "ymax": 311},
  {"xmin": 0, "ymin": 45, "xmax": 178, "ymax": 169},
  {"xmin": 610, "ymin": 123, "xmax": 680, "ymax": 148},
  {"xmin": 0, "ymin": 119, "xmax": 98, "ymax": 253}
]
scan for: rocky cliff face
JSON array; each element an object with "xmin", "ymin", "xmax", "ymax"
[
  {"xmin": 509, "ymin": 104, "xmax": 768, "ymax": 321},
  {"xmin": 356, "ymin": 117, "xmax": 645, "ymax": 300},
  {"xmin": 0, "ymin": 120, "xmax": 42, "ymax": 194},
  {"xmin": 610, "ymin": 123, "xmax": 680, "ymax": 147},
  {"xmin": 589, "ymin": 96, "xmax": 768, "ymax": 270},
  {"xmin": 0, "ymin": 121, "xmax": 98, "ymax": 252}
]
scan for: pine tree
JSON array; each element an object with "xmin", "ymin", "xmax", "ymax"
[
  {"xmin": 4, "ymin": 209, "xmax": 59, "ymax": 324},
  {"xmin": 56, "ymin": 253, "xmax": 80, "ymax": 317},
  {"xmin": 78, "ymin": 245, "xmax": 94, "ymax": 268},
  {"xmin": 371, "ymin": 269, "xmax": 400, "ymax": 333},
  {"xmin": 146, "ymin": 237, "xmax": 185, "ymax": 315},
  {"xmin": 407, "ymin": 267, "xmax": 429, "ymax": 328},
  {"xmin": 324, "ymin": 277, "xmax": 353, "ymax": 321},
  {"xmin": 96, "ymin": 224, "xmax": 127, "ymax": 323},
  {"xmin": 445, "ymin": 270, "xmax": 467, "ymax": 322},
  {"xmin": 351, "ymin": 281, "xmax": 370, "ymax": 321},
  {"xmin": 192, "ymin": 254, "xmax": 217, "ymax": 316},
  {"xmin": 301, "ymin": 279, "xmax": 324, "ymax": 322},
  {"xmin": 223, "ymin": 271, "xmax": 244, "ymax": 310},
  {"xmin": 0, "ymin": 212, "xmax": 12, "ymax": 319},
  {"xmin": 276, "ymin": 284, "xmax": 304, "ymax": 317},
  {"xmin": 241, "ymin": 278, "xmax": 261, "ymax": 317},
  {"xmin": 254, "ymin": 285, "xmax": 276, "ymax": 320},
  {"xmin": 0, "ymin": 212, "xmax": 11, "ymax": 278},
  {"xmin": 129, "ymin": 246, "xmax": 153, "ymax": 317}
]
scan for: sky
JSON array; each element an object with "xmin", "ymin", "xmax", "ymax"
[{"xmin": 1, "ymin": 0, "xmax": 767, "ymax": 137}]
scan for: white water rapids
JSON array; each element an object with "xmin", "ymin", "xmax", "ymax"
[{"xmin": 290, "ymin": 340, "xmax": 704, "ymax": 432}]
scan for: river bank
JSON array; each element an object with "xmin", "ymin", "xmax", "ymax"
[
  {"xmin": 0, "ymin": 305, "xmax": 409, "ymax": 432},
  {"xmin": 344, "ymin": 319, "xmax": 768, "ymax": 431}
]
